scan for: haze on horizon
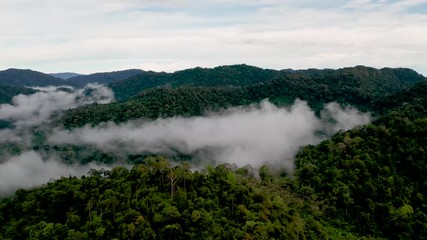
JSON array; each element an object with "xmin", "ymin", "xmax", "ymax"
[{"xmin": 1, "ymin": 0, "xmax": 427, "ymax": 75}]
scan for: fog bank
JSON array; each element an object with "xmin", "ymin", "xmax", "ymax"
[
  {"xmin": 50, "ymin": 100, "xmax": 372, "ymax": 170},
  {"xmin": 0, "ymin": 84, "xmax": 114, "ymax": 127},
  {"xmin": 0, "ymin": 151, "xmax": 111, "ymax": 195}
]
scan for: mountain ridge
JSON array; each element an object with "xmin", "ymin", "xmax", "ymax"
[
  {"xmin": 0, "ymin": 68, "xmax": 64, "ymax": 87},
  {"xmin": 61, "ymin": 65, "xmax": 426, "ymax": 128},
  {"xmin": 65, "ymin": 69, "xmax": 145, "ymax": 88}
]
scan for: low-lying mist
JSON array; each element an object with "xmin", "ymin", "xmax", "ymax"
[
  {"xmin": 0, "ymin": 84, "xmax": 114, "ymax": 128},
  {"xmin": 0, "ymin": 84, "xmax": 115, "ymax": 195},
  {"xmin": 0, "ymin": 85, "xmax": 372, "ymax": 195},
  {"xmin": 50, "ymin": 100, "xmax": 371, "ymax": 171},
  {"xmin": 0, "ymin": 151, "xmax": 111, "ymax": 195}
]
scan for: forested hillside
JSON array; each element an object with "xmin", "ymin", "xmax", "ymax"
[
  {"xmin": 62, "ymin": 66, "xmax": 425, "ymax": 128},
  {"xmin": 109, "ymin": 65, "xmax": 423, "ymax": 101},
  {"xmin": 66, "ymin": 69, "xmax": 144, "ymax": 88},
  {"xmin": 109, "ymin": 64, "xmax": 280, "ymax": 101},
  {"xmin": 0, "ymin": 69, "xmax": 64, "ymax": 87},
  {"xmin": 0, "ymin": 161, "xmax": 356, "ymax": 240},
  {"xmin": 295, "ymin": 81, "xmax": 427, "ymax": 239},
  {"xmin": 0, "ymin": 84, "xmax": 36, "ymax": 104}
]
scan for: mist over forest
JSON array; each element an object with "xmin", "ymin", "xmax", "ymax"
[
  {"xmin": 0, "ymin": 65, "xmax": 426, "ymax": 239},
  {"xmin": 0, "ymin": 81, "xmax": 371, "ymax": 194}
]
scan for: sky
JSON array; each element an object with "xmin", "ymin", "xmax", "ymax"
[{"xmin": 1, "ymin": 0, "xmax": 427, "ymax": 74}]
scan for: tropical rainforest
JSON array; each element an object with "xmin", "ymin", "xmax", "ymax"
[{"xmin": 0, "ymin": 64, "xmax": 426, "ymax": 239}]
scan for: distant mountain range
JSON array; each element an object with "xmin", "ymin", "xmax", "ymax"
[
  {"xmin": 0, "ymin": 68, "xmax": 144, "ymax": 88},
  {"xmin": 65, "ymin": 69, "xmax": 144, "ymax": 88},
  {"xmin": 49, "ymin": 72, "xmax": 83, "ymax": 80},
  {"xmin": 1, "ymin": 65, "xmax": 426, "ymax": 105},
  {"xmin": 0, "ymin": 68, "xmax": 65, "ymax": 87}
]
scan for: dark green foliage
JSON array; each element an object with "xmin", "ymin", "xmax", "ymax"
[
  {"xmin": 61, "ymin": 87, "xmax": 247, "ymax": 128},
  {"xmin": 294, "ymin": 82, "xmax": 427, "ymax": 239},
  {"xmin": 0, "ymin": 69, "xmax": 64, "ymax": 87},
  {"xmin": 372, "ymin": 81, "xmax": 427, "ymax": 120},
  {"xmin": 61, "ymin": 67, "xmax": 425, "ymax": 128},
  {"xmin": 0, "ymin": 120, "xmax": 13, "ymax": 129},
  {"xmin": 109, "ymin": 71, "xmax": 170, "ymax": 101},
  {"xmin": 110, "ymin": 65, "xmax": 424, "ymax": 102},
  {"xmin": 0, "ymin": 161, "xmax": 345, "ymax": 239},
  {"xmin": 0, "ymin": 84, "xmax": 37, "ymax": 104},
  {"xmin": 66, "ymin": 69, "xmax": 144, "ymax": 88},
  {"xmin": 110, "ymin": 64, "xmax": 280, "ymax": 101}
]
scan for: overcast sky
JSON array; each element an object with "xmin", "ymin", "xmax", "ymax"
[{"xmin": 1, "ymin": 0, "xmax": 427, "ymax": 74}]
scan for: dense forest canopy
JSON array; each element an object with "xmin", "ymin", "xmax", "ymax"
[
  {"xmin": 295, "ymin": 81, "xmax": 427, "ymax": 239},
  {"xmin": 0, "ymin": 65, "xmax": 426, "ymax": 239},
  {"xmin": 0, "ymin": 161, "xmax": 352, "ymax": 239},
  {"xmin": 62, "ymin": 66, "xmax": 425, "ymax": 128},
  {"xmin": 108, "ymin": 64, "xmax": 424, "ymax": 101}
]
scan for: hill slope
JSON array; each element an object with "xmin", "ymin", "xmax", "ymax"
[
  {"xmin": 0, "ymin": 161, "xmax": 358, "ymax": 239},
  {"xmin": 0, "ymin": 84, "xmax": 36, "ymax": 104},
  {"xmin": 109, "ymin": 64, "xmax": 280, "ymax": 101},
  {"xmin": 62, "ymin": 66, "xmax": 425, "ymax": 128},
  {"xmin": 0, "ymin": 69, "xmax": 65, "ymax": 87},
  {"xmin": 295, "ymin": 81, "xmax": 427, "ymax": 239},
  {"xmin": 66, "ymin": 69, "xmax": 144, "ymax": 88}
]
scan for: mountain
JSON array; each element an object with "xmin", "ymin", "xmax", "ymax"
[
  {"xmin": 109, "ymin": 65, "xmax": 425, "ymax": 102},
  {"xmin": 62, "ymin": 66, "xmax": 426, "ymax": 128},
  {"xmin": 66, "ymin": 69, "xmax": 144, "ymax": 88},
  {"xmin": 109, "ymin": 64, "xmax": 281, "ymax": 101},
  {"xmin": 0, "ymin": 84, "xmax": 36, "ymax": 104},
  {"xmin": 50, "ymin": 72, "xmax": 83, "ymax": 80},
  {"xmin": 0, "ymin": 68, "xmax": 65, "ymax": 87}
]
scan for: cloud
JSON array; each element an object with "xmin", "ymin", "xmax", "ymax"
[
  {"xmin": 0, "ymin": 151, "xmax": 111, "ymax": 195},
  {"xmin": 0, "ymin": 129, "xmax": 22, "ymax": 144},
  {"xmin": 321, "ymin": 102, "xmax": 372, "ymax": 134},
  {"xmin": 49, "ymin": 100, "xmax": 371, "ymax": 171},
  {"xmin": 0, "ymin": 84, "xmax": 114, "ymax": 127},
  {"xmin": 1, "ymin": 0, "xmax": 427, "ymax": 74},
  {"xmin": 30, "ymin": 85, "xmax": 74, "ymax": 92},
  {"xmin": 0, "ymin": 85, "xmax": 118, "ymax": 195}
]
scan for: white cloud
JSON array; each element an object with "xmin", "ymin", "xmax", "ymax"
[
  {"xmin": 0, "ymin": 0, "xmax": 426, "ymax": 74},
  {"xmin": 0, "ymin": 129, "xmax": 22, "ymax": 144},
  {"xmin": 0, "ymin": 151, "xmax": 111, "ymax": 195},
  {"xmin": 0, "ymin": 84, "xmax": 114, "ymax": 127},
  {"xmin": 49, "ymin": 100, "xmax": 371, "ymax": 171}
]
